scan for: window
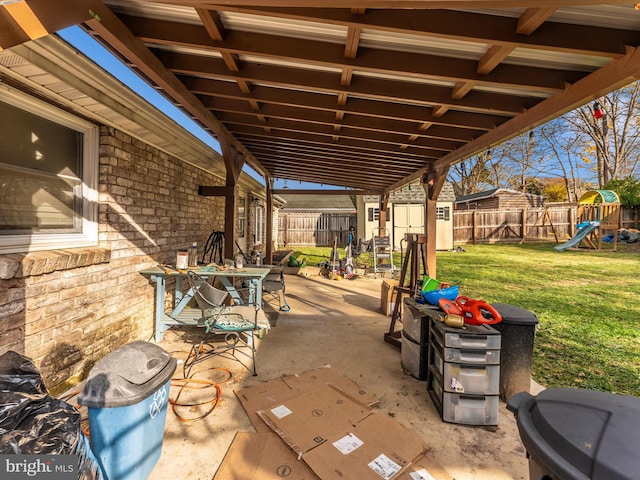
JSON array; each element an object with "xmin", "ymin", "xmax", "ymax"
[
  {"xmin": 0, "ymin": 87, "xmax": 98, "ymax": 253},
  {"xmin": 237, "ymin": 196, "xmax": 246, "ymax": 238},
  {"xmin": 368, "ymin": 207, "xmax": 380, "ymax": 222},
  {"xmin": 436, "ymin": 206, "xmax": 450, "ymax": 221},
  {"xmin": 255, "ymin": 204, "xmax": 264, "ymax": 245}
]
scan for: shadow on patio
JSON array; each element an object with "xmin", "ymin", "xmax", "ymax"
[{"xmin": 152, "ymin": 273, "xmax": 530, "ymax": 480}]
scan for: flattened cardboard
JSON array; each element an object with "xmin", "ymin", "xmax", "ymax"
[
  {"xmin": 395, "ymin": 452, "xmax": 453, "ymax": 480},
  {"xmin": 214, "ymin": 432, "xmax": 318, "ymax": 480},
  {"xmin": 257, "ymin": 383, "xmax": 372, "ymax": 456},
  {"xmin": 234, "ymin": 376, "xmax": 297, "ymax": 432},
  {"xmin": 303, "ymin": 412, "xmax": 426, "ymax": 480},
  {"xmin": 282, "ymin": 365, "xmax": 379, "ymax": 407},
  {"xmin": 234, "ymin": 365, "xmax": 378, "ymax": 432}
]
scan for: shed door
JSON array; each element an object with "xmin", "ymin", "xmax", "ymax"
[{"xmin": 392, "ymin": 203, "xmax": 424, "ymax": 250}]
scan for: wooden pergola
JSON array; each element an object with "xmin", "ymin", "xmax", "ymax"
[{"xmin": 4, "ymin": 0, "xmax": 640, "ymax": 276}]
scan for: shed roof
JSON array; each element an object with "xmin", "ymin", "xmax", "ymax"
[{"xmin": 455, "ymin": 188, "xmax": 544, "ymax": 203}]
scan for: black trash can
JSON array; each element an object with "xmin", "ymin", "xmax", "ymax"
[
  {"xmin": 490, "ymin": 303, "xmax": 538, "ymax": 402},
  {"xmin": 507, "ymin": 388, "xmax": 640, "ymax": 480}
]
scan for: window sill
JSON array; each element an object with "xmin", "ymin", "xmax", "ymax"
[{"xmin": 0, "ymin": 247, "xmax": 111, "ymax": 280}]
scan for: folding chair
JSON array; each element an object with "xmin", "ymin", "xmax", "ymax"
[
  {"xmin": 263, "ymin": 266, "xmax": 290, "ymax": 312},
  {"xmin": 183, "ymin": 271, "xmax": 268, "ymax": 377}
]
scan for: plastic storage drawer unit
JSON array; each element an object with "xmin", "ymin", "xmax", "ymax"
[
  {"xmin": 79, "ymin": 341, "xmax": 177, "ymax": 480},
  {"xmin": 428, "ymin": 319, "xmax": 501, "ymax": 426}
]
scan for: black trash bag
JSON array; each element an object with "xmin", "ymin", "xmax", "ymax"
[{"xmin": 0, "ymin": 351, "xmax": 103, "ymax": 480}]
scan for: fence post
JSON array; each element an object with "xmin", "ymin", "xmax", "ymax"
[
  {"xmin": 521, "ymin": 208, "xmax": 527, "ymax": 240},
  {"xmin": 472, "ymin": 210, "xmax": 478, "ymax": 244}
]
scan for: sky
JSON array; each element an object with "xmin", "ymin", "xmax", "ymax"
[{"xmin": 58, "ymin": 26, "xmax": 332, "ymax": 190}]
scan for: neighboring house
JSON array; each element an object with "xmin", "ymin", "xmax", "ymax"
[
  {"xmin": 0, "ymin": 36, "xmax": 272, "ymax": 393},
  {"xmin": 357, "ymin": 182, "xmax": 456, "ymax": 251},
  {"xmin": 455, "ymin": 188, "xmax": 545, "ymax": 210},
  {"xmin": 277, "ymin": 194, "xmax": 356, "ymax": 247}
]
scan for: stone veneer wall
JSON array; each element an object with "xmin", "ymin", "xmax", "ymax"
[{"xmin": 0, "ymin": 126, "xmax": 225, "ymax": 394}]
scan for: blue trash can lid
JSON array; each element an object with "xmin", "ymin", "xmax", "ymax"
[
  {"xmin": 78, "ymin": 341, "xmax": 176, "ymax": 408},
  {"xmin": 491, "ymin": 303, "xmax": 538, "ymax": 325}
]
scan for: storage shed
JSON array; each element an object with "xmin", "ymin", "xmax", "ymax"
[
  {"xmin": 455, "ymin": 188, "xmax": 545, "ymax": 211},
  {"xmin": 357, "ymin": 182, "xmax": 456, "ymax": 251}
]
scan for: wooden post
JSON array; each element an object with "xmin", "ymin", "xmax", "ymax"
[
  {"xmin": 521, "ymin": 208, "xmax": 527, "ymax": 240},
  {"xmin": 472, "ymin": 210, "xmax": 478, "ymax": 244}
]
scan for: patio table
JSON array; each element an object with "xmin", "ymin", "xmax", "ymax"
[{"xmin": 140, "ymin": 266, "xmax": 270, "ymax": 341}]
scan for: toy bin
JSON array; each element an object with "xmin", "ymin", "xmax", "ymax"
[{"xmin": 78, "ymin": 341, "xmax": 177, "ymax": 480}]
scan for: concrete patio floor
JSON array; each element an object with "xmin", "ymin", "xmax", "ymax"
[{"xmin": 150, "ymin": 271, "xmax": 537, "ymax": 480}]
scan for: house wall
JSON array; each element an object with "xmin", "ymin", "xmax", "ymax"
[{"xmin": 0, "ymin": 126, "xmax": 226, "ymax": 394}]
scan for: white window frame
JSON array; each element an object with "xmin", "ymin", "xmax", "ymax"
[
  {"xmin": 237, "ymin": 196, "xmax": 246, "ymax": 238},
  {"xmin": 255, "ymin": 204, "xmax": 264, "ymax": 246},
  {"xmin": 0, "ymin": 85, "xmax": 99, "ymax": 254},
  {"xmin": 436, "ymin": 206, "xmax": 451, "ymax": 221}
]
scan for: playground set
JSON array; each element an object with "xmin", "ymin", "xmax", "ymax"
[{"xmin": 554, "ymin": 189, "xmax": 621, "ymax": 252}]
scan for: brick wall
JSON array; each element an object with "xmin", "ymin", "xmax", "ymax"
[{"xmin": 0, "ymin": 126, "xmax": 225, "ymax": 395}]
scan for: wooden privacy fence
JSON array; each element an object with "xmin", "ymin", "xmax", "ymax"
[
  {"xmin": 454, "ymin": 206, "xmax": 638, "ymax": 244},
  {"xmin": 278, "ymin": 212, "xmax": 357, "ymax": 246},
  {"xmin": 277, "ymin": 207, "xmax": 638, "ymax": 247}
]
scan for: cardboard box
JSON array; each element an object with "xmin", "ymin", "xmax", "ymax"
[
  {"xmin": 214, "ymin": 432, "xmax": 317, "ymax": 479},
  {"xmin": 257, "ymin": 383, "xmax": 372, "ymax": 455},
  {"xmin": 257, "ymin": 383, "xmax": 427, "ymax": 480},
  {"xmin": 303, "ymin": 412, "xmax": 426, "ymax": 480},
  {"xmin": 235, "ymin": 365, "xmax": 378, "ymax": 432},
  {"xmin": 381, "ymin": 279, "xmax": 399, "ymax": 316},
  {"xmin": 395, "ymin": 452, "xmax": 453, "ymax": 480}
]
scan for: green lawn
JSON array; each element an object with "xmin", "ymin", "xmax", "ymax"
[{"xmin": 290, "ymin": 243, "xmax": 640, "ymax": 396}]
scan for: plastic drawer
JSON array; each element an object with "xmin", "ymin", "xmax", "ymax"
[
  {"xmin": 444, "ymin": 329, "xmax": 501, "ymax": 350},
  {"xmin": 401, "ymin": 331, "xmax": 428, "ymax": 380},
  {"xmin": 441, "ymin": 392, "xmax": 499, "ymax": 426},
  {"xmin": 442, "ymin": 363, "xmax": 499, "ymax": 395},
  {"xmin": 403, "ymin": 299, "xmax": 438, "ymax": 343},
  {"xmin": 443, "ymin": 347, "xmax": 500, "ymax": 365},
  {"xmin": 433, "ymin": 349, "xmax": 444, "ymax": 376},
  {"xmin": 430, "ymin": 318, "xmax": 501, "ymax": 350}
]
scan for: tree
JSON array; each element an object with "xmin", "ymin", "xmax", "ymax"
[
  {"xmin": 602, "ymin": 176, "xmax": 640, "ymax": 207},
  {"xmin": 537, "ymin": 118, "xmax": 592, "ymax": 202},
  {"xmin": 565, "ymin": 82, "xmax": 640, "ymax": 186},
  {"xmin": 543, "ymin": 183, "xmax": 568, "ymax": 202},
  {"xmin": 447, "ymin": 150, "xmax": 495, "ymax": 196}
]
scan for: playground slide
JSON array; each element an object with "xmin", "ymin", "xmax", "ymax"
[{"xmin": 553, "ymin": 222, "xmax": 599, "ymax": 252}]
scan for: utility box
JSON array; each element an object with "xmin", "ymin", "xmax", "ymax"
[{"xmin": 79, "ymin": 341, "xmax": 176, "ymax": 480}]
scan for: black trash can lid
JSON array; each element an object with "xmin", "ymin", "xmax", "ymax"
[
  {"xmin": 78, "ymin": 341, "xmax": 176, "ymax": 408},
  {"xmin": 491, "ymin": 303, "xmax": 538, "ymax": 325},
  {"xmin": 508, "ymin": 388, "xmax": 640, "ymax": 480}
]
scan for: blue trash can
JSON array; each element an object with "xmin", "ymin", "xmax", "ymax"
[{"xmin": 78, "ymin": 341, "xmax": 176, "ymax": 480}]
